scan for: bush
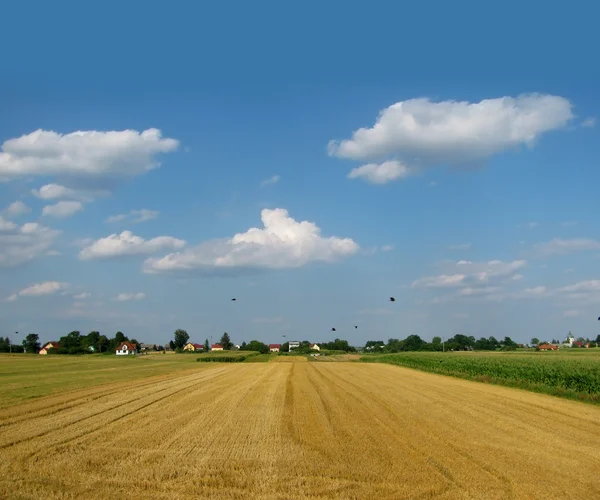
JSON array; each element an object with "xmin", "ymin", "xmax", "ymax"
[{"xmin": 197, "ymin": 353, "xmax": 260, "ymax": 363}]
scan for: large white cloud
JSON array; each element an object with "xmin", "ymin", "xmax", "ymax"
[
  {"xmin": 7, "ymin": 281, "xmax": 67, "ymax": 302},
  {"xmin": 0, "ymin": 128, "xmax": 179, "ymax": 180},
  {"xmin": 2, "ymin": 201, "xmax": 31, "ymax": 218},
  {"xmin": 42, "ymin": 201, "xmax": 84, "ymax": 218},
  {"xmin": 328, "ymin": 94, "xmax": 573, "ymax": 183},
  {"xmin": 0, "ymin": 221, "xmax": 61, "ymax": 267},
  {"xmin": 143, "ymin": 208, "xmax": 359, "ymax": 274},
  {"xmin": 79, "ymin": 230, "xmax": 187, "ymax": 260}
]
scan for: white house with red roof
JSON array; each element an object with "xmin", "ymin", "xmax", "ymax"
[
  {"xmin": 211, "ymin": 344, "xmax": 224, "ymax": 351},
  {"xmin": 269, "ymin": 344, "xmax": 281, "ymax": 352},
  {"xmin": 116, "ymin": 341, "xmax": 138, "ymax": 356}
]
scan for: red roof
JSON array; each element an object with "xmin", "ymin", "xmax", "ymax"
[
  {"xmin": 44, "ymin": 341, "xmax": 59, "ymax": 349},
  {"xmin": 212, "ymin": 344, "xmax": 223, "ymax": 348},
  {"xmin": 269, "ymin": 344, "xmax": 281, "ymax": 348},
  {"xmin": 538, "ymin": 343, "xmax": 558, "ymax": 350},
  {"xmin": 116, "ymin": 342, "xmax": 137, "ymax": 351},
  {"xmin": 193, "ymin": 343, "xmax": 204, "ymax": 349}
]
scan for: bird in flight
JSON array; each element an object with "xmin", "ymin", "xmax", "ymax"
[
  {"xmin": 231, "ymin": 298, "xmax": 237, "ymax": 301},
  {"xmin": 354, "ymin": 325, "xmax": 358, "ymax": 329},
  {"xmin": 331, "ymin": 327, "xmax": 336, "ymax": 332},
  {"xmin": 389, "ymin": 297, "xmax": 396, "ymax": 302}
]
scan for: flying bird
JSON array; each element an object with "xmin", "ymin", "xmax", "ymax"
[
  {"xmin": 231, "ymin": 298, "xmax": 237, "ymax": 301},
  {"xmin": 331, "ymin": 327, "xmax": 336, "ymax": 332},
  {"xmin": 354, "ymin": 325, "xmax": 358, "ymax": 329},
  {"xmin": 389, "ymin": 297, "xmax": 396, "ymax": 302}
]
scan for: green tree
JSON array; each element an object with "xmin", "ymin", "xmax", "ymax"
[
  {"xmin": 220, "ymin": 332, "xmax": 233, "ymax": 350},
  {"xmin": 242, "ymin": 340, "xmax": 269, "ymax": 354},
  {"xmin": 173, "ymin": 329, "xmax": 189, "ymax": 349},
  {"xmin": 59, "ymin": 331, "xmax": 84, "ymax": 354},
  {"xmin": 169, "ymin": 340, "xmax": 176, "ymax": 350},
  {"xmin": 22, "ymin": 333, "xmax": 40, "ymax": 353},
  {"xmin": 97, "ymin": 335, "xmax": 109, "ymax": 353},
  {"xmin": 115, "ymin": 331, "xmax": 127, "ymax": 343},
  {"xmin": 530, "ymin": 338, "xmax": 540, "ymax": 346},
  {"xmin": 280, "ymin": 341, "xmax": 289, "ymax": 352},
  {"xmin": 204, "ymin": 338, "xmax": 210, "ymax": 351}
]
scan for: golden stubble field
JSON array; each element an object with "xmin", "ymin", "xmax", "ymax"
[{"xmin": 1, "ymin": 359, "xmax": 600, "ymax": 499}]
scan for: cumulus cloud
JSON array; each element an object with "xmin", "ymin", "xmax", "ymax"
[
  {"xmin": 0, "ymin": 128, "xmax": 179, "ymax": 181},
  {"xmin": 143, "ymin": 208, "xmax": 359, "ymax": 274},
  {"xmin": 114, "ymin": 292, "xmax": 146, "ymax": 301},
  {"xmin": 581, "ymin": 117, "xmax": 596, "ymax": 128},
  {"xmin": 42, "ymin": 201, "xmax": 84, "ymax": 218},
  {"xmin": 347, "ymin": 160, "xmax": 412, "ymax": 184},
  {"xmin": 105, "ymin": 209, "xmax": 159, "ymax": 224},
  {"xmin": 0, "ymin": 221, "xmax": 61, "ymax": 267},
  {"xmin": 534, "ymin": 238, "xmax": 600, "ymax": 256},
  {"xmin": 7, "ymin": 281, "xmax": 67, "ymax": 301},
  {"xmin": 79, "ymin": 230, "xmax": 186, "ymax": 260},
  {"xmin": 412, "ymin": 274, "xmax": 467, "ymax": 288},
  {"xmin": 328, "ymin": 94, "xmax": 573, "ymax": 166},
  {"xmin": 2, "ymin": 201, "xmax": 31, "ymax": 218},
  {"xmin": 32, "ymin": 183, "xmax": 78, "ymax": 200},
  {"xmin": 260, "ymin": 175, "xmax": 280, "ymax": 187}
]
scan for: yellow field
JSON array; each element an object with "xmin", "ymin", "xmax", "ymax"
[{"xmin": 2, "ymin": 359, "xmax": 600, "ymax": 499}]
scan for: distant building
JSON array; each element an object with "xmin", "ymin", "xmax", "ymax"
[
  {"xmin": 39, "ymin": 341, "xmax": 59, "ymax": 355},
  {"xmin": 116, "ymin": 342, "xmax": 138, "ymax": 356},
  {"xmin": 288, "ymin": 341, "xmax": 300, "ymax": 352},
  {"xmin": 211, "ymin": 344, "xmax": 224, "ymax": 351},
  {"xmin": 538, "ymin": 343, "xmax": 559, "ymax": 351},
  {"xmin": 269, "ymin": 344, "xmax": 281, "ymax": 352},
  {"xmin": 140, "ymin": 343, "xmax": 156, "ymax": 352},
  {"xmin": 563, "ymin": 333, "xmax": 575, "ymax": 347},
  {"xmin": 309, "ymin": 343, "xmax": 320, "ymax": 351},
  {"xmin": 183, "ymin": 342, "xmax": 204, "ymax": 352}
]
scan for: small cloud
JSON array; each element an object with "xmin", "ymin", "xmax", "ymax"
[
  {"xmin": 73, "ymin": 292, "xmax": 91, "ymax": 300},
  {"xmin": 381, "ymin": 244, "xmax": 394, "ymax": 252},
  {"xmin": 42, "ymin": 201, "xmax": 84, "ymax": 218},
  {"xmin": 564, "ymin": 268, "xmax": 575, "ymax": 274},
  {"xmin": 509, "ymin": 274, "xmax": 524, "ymax": 281},
  {"xmin": 2, "ymin": 201, "xmax": 31, "ymax": 218},
  {"xmin": 105, "ymin": 209, "xmax": 159, "ymax": 224},
  {"xmin": 79, "ymin": 231, "xmax": 186, "ymax": 260},
  {"xmin": 260, "ymin": 175, "xmax": 280, "ymax": 187},
  {"xmin": 581, "ymin": 117, "xmax": 596, "ymax": 128},
  {"xmin": 347, "ymin": 160, "xmax": 412, "ymax": 184},
  {"xmin": 563, "ymin": 309, "xmax": 581, "ymax": 317},
  {"xmin": 114, "ymin": 292, "xmax": 146, "ymax": 301},
  {"xmin": 534, "ymin": 238, "xmax": 600, "ymax": 257},
  {"xmin": 46, "ymin": 250, "xmax": 62, "ymax": 256},
  {"xmin": 7, "ymin": 281, "xmax": 68, "ymax": 301}
]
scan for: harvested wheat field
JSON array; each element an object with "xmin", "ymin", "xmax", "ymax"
[{"xmin": 1, "ymin": 360, "xmax": 600, "ymax": 499}]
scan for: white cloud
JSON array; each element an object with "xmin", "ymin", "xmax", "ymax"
[
  {"xmin": 79, "ymin": 230, "xmax": 186, "ymax": 260},
  {"xmin": 381, "ymin": 244, "xmax": 394, "ymax": 252},
  {"xmin": 7, "ymin": 281, "xmax": 67, "ymax": 301},
  {"xmin": 347, "ymin": 160, "xmax": 412, "ymax": 184},
  {"xmin": 534, "ymin": 238, "xmax": 600, "ymax": 256},
  {"xmin": 114, "ymin": 292, "xmax": 146, "ymax": 301},
  {"xmin": 2, "ymin": 201, "xmax": 31, "ymax": 218},
  {"xmin": 458, "ymin": 286, "xmax": 502, "ymax": 297},
  {"xmin": 260, "ymin": 175, "xmax": 280, "ymax": 187},
  {"xmin": 143, "ymin": 208, "xmax": 359, "ymax": 274},
  {"xmin": 563, "ymin": 309, "xmax": 581, "ymax": 317},
  {"xmin": 522, "ymin": 286, "xmax": 548, "ymax": 296},
  {"xmin": 32, "ymin": 183, "xmax": 78, "ymax": 200},
  {"xmin": 42, "ymin": 201, "xmax": 84, "ymax": 218},
  {"xmin": 0, "ymin": 221, "xmax": 61, "ymax": 267},
  {"xmin": 0, "ymin": 128, "xmax": 179, "ymax": 181},
  {"xmin": 0, "ymin": 216, "xmax": 17, "ymax": 231},
  {"xmin": 558, "ymin": 280, "xmax": 600, "ymax": 294},
  {"xmin": 73, "ymin": 292, "xmax": 91, "ymax": 300},
  {"xmin": 328, "ymin": 94, "xmax": 573, "ymax": 166},
  {"xmin": 582, "ymin": 117, "xmax": 596, "ymax": 128},
  {"xmin": 105, "ymin": 209, "xmax": 159, "ymax": 224}
]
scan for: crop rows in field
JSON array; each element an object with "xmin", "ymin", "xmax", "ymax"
[{"xmin": 361, "ymin": 352, "xmax": 600, "ymax": 403}]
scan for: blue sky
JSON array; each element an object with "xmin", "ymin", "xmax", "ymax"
[{"xmin": 1, "ymin": 0, "xmax": 599, "ymax": 347}]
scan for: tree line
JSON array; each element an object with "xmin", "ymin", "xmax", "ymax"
[{"xmin": 364, "ymin": 334, "xmax": 521, "ymax": 352}]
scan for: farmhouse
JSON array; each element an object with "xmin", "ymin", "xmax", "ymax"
[
  {"xmin": 39, "ymin": 342, "xmax": 59, "ymax": 355},
  {"xmin": 211, "ymin": 344, "xmax": 224, "ymax": 351},
  {"xmin": 310, "ymin": 343, "xmax": 320, "ymax": 351},
  {"xmin": 140, "ymin": 343, "xmax": 156, "ymax": 352},
  {"xmin": 288, "ymin": 341, "xmax": 300, "ymax": 352},
  {"xmin": 269, "ymin": 344, "xmax": 281, "ymax": 352},
  {"xmin": 115, "ymin": 342, "xmax": 138, "ymax": 356},
  {"xmin": 538, "ymin": 343, "xmax": 559, "ymax": 351},
  {"xmin": 183, "ymin": 342, "xmax": 204, "ymax": 352}
]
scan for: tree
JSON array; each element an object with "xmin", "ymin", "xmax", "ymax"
[
  {"xmin": 220, "ymin": 332, "xmax": 233, "ymax": 350},
  {"xmin": 241, "ymin": 340, "xmax": 269, "ymax": 354},
  {"xmin": 173, "ymin": 329, "xmax": 189, "ymax": 349},
  {"xmin": 115, "ymin": 331, "xmax": 127, "ymax": 343},
  {"xmin": 530, "ymin": 338, "xmax": 540, "ymax": 346},
  {"xmin": 204, "ymin": 338, "xmax": 210, "ymax": 351},
  {"xmin": 97, "ymin": 335, "xmax": 109, "ymax": 353},
  {"xmin": 22, "ymin": 333, "xmax": 40, "ymax": 353},
  {"xmin": 280, "ymin": 341, "xmax": 289, "ymax": 352},
  {"xmin": 169, "ymin": 340, "xmax": 176, "ymax": 350},
  {"xmin": 596, "ymin": 334, "xmax": 600, "ymax": 344}
]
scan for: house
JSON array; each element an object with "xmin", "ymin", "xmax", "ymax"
[
  {"xmin": 116, "ymin": 342, "xmax": 138, "ymax": 355},
  {"xmin": 140, "ymin": 343, "xmax": 156, "ymax": 352},
  {"xmin": 572, "ymin": 341, "xmax": 583, "ymax": 348},
  {"xmin": 269, "ymin": 344, "xmax": 281, "ymax": 352},
  {"xmin": 183, "ymin": 342, "xmax": 204, "ymax": 352},
  {"xmin": 310, "ymin": 343, "xmax": 320, "ymax": 351},
  {"xmin": 39, "ymin": 341, "xmax": 59, "ymax": 355},
  {"xmin": 288, "ymin": 341, "xmax": 300, "ymax": 352},
  {"xmin": 538, "ymin": 343, "xmax": 559, "ymax": 351},
  {"xmin": 211, "ymin": 344, "xmax": 224, "ymax": 351},
  {"xmin": 563, "ymin": 333, "xmax": 575, "ymax": 347}
]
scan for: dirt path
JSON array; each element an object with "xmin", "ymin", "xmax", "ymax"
[{"xmin": 1, "ymin": 362, "xmax": 599, "ymax": 499}]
